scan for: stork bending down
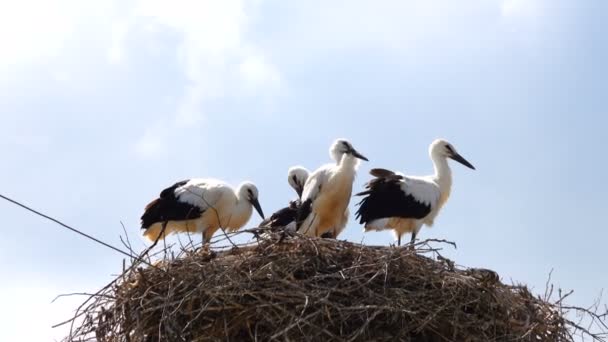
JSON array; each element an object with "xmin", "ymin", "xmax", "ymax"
[
  {"xmin": 141, "ymin": 179, "xmax": 264, "ymax": 247},
  {"xmin": 356, "ymin": 139, "xmax": 474, "ymax": 246},
  {"xmin": 287, "ymin": 166, "xmax": 309, "ymax": 200},
  {"xmin": 297, "ymin": 139, "xmax": 368, "ymax": 238},
  {"xmin": 260, "ymin": 166, "xmax": 309, "ymax": 231}
]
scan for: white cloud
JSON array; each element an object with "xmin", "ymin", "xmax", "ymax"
[
  {"xmin": 133, "ymin": 125, "xmax": 168, "ymax": 160},
  {"xmin": 135, "ymin": 0, "xmax": 245, "ymax": 57},
  {"xmin": 128, "ymin": 0, "xmax": 282, "ymax": 150},
  {"xmin": 501, "ymin": 0, "xmax": 538, "ymax": 18},
  {"xmin": 51, "ymin": 70, "xmax": 71, "ymax": 83},
  {"xmin": 176, "ymin": 84, "xmax": 207, "ymax": 125},
  {"xmin": 239, "ymin": 54, "xmax": 281, "ymax": 89},
  {"xmin": 107, "ymin": 21, "xmax": 129, "ymax": 64},
  {"xmin": 132, "ymin": 0, "xmax": 280, "ymax": 118},
  {"xmin": 0, "ymin": 0, "xmax": 79, "ymax": 68}
]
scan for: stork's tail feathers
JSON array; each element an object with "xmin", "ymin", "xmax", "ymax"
[
  {"xmin": 143, "ymin": 223, "xmax": 172, "ymax": 241},
  {"xmin": 142, "ymin": 221, "xmax": 201, "ymax": 241},
  {"xmin": 363, "ymin": 218, "xmax": 390, "ymax": 232},
  {"xmin": 141, "ymin": 197, "xmax": 201, "ymax": 242},
  {"xmin": 141, "ymin": 196, "xmax": 203, "ymax": 233}
]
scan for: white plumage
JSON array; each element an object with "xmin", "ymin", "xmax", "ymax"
[
  {"xmin": 356, "ymin": 139, "xmax": 475, "ymax": 246},
  {"xmin": 141, "ymin": 179, "xmax": 264, "ymax": 245},
  {"xmin": 287, "ymin": 166, "xmax": 310, "ymax": 200},
  {"xmin": 297, "ymin": 139, "xmax": 368, "ymax": 238}
]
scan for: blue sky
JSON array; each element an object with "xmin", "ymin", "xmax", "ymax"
[{"xmin": 0, "ymin": 0, "xmax": 606, "ymax": 340}]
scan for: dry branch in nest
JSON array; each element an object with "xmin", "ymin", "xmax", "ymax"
[{"xmin": 63, "ymin": 229, "xmax": 607, "ymax": 342}]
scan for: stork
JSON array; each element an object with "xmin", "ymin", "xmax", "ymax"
[
  {"xmin": 260, "ymin": 166, "xmax": 310, "ymax": 231},
  {"xmin": 287, "ymin": 166, "xmax": 310, "ymax": 200},
  {"xmin": 141, "ymin": 179, "xmax": 265, "ymax": 246},
  {"xmin": 297, "ymin": 139, "xmax": 368, "ymax": 238},
  {"xmin": 356, "ymin": 139, "xmax": 474, "ymax": 246}
]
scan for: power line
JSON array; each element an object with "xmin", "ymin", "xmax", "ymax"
[{"xmin": 0, "ymin": 192, "xmax": 143, "ymax": 263}]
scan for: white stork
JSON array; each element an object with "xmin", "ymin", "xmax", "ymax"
[
  {"xmin": 356, "ymin": 139, "xmax": 475, "ymax": 246},
  {"xmin": 141, "ymin": 179, "xmax": 265, "ymax": 245},
  {"xmin": 287, "ymin": 166, "xmax": 310, "ymax": 200},
  {"xmin": 297, "ymin": 139, "xmax": 368, "ymax": 238},
  {"xmin": 260, "ymin": 166, "xmax": 310, "ymax": 231}
]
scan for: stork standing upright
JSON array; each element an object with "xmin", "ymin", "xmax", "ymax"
[
  {"xmin": 141, "ymin": 179, "xmax": 265, "ymax": 246},
  {"xmin": 297, "ymin": 139, "xmax": 368, "ymax": 238},
  {"xmin": 260, "ymin": 166, "xmax": 310, "ymax": 231},
  {"xmin": 356, "ymin": 139, "xmax": 475, "ymax": 246}
]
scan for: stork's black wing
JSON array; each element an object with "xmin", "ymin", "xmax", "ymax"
[
  {"xmin": 260, "ymin": 200, "xmax": 300, "ymax": 228},
  {"xmin": 295, "ymin": 198, "xmax": 313, "ymax": 230},
  {"xmin": 159, "ymin": 180, "xmax": 189, "ymax": 198},
  {"xmin": 355, "ymin": 176, "xmax": 431, "ymax": 224},
  {"xmin": 141, "ymin": 179, "xmax": 203, "ymax": 229},
  {"xmin": 369, "ymin": 168, "xmax": 403, "ymax": 179}
]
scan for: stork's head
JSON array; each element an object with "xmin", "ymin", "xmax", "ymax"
[
  {"xmin": 430, "ymin": 139, "xmax": 475, "ymax": 170},
  {"xmin": 239, "ymin": 182, "xmax": 265, "ymax": 219},
  {"xmin": 288, "ymin": 166, "xmax": 309, "ymax": 199},
  {"xmin": 330, "ymin": 139, "xmax": 369, "ymax": 163}
]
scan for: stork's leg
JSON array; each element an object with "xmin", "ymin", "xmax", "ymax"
[
  {"xmin": 300, "ymin": 213, "xmax": 317, "ymax": 237},
  {"xmin": 201, "ymin": 227, "xmax": 215, "ymax": 253},
  {"xmin": 397, "ymin": 234, "xmax": 401, "ymax": 247},
  {"xmin": 201, "ymin": 230, "xmax": 209, "ymax": 253},
  {"xmin": 408, "ymin": 231, "xmax": 417, "ymax": 251}
]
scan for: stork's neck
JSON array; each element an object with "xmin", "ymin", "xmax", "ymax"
[
  {"xmin": 338, "ymin": 154, "xmax": 359, "ymax": 175},
  {"xmin": 432, "ymin": 155, "xmax": 452, "ymax": 192},
  {"xmin": 228, "ymin": 193, "xmax": 253, "ymax": 229}
]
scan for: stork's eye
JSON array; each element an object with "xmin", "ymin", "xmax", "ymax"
[
  {"xmin": 292, "ymin": 175, "xmax": 298, "ymax": 183},
  {"xmin": 446, "ymin": 145, "xmax": 454, "ymax": 153}
]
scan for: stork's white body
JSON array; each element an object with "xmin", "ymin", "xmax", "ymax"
[
  {"xmin": 365, "ymin": 173, "xmax": 448, "ymax": 241},
  {"xmin": 142, "ymin": 179, "xmax": 263, "ymax": 243},
  {"xmin": 298, "ymin": 139, "xmax": 367, "ymax": 238},
  {"xmin": 289, "ymin": 165, "xmax": 349, "ymax": 236},
  {"xmin": 356, "ymin": 139, "xmax": 474, "ymax": 245},
  {"xmin": 299, "ymin": 161, "xmax": 356, "ymax": 236}
]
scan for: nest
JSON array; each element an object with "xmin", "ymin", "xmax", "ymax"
[{"xmin": 64, "ymin": 231, "xmax": 594, "ymax": 341}]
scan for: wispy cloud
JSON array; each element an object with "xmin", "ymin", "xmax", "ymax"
[
  {"xmin": 239, "ymin": 54, "xmax": 281, "ymax": 90},
  {"xmin": 176, "ymin": 84, "xmax": 208, "ymax": 126},
  {"xmin": 124, "ymin": 0, "xmax": 282, "ymax": 153},
  {"xmin": 501, "ymin": 0, "xmax": 538, "ymax": 18},
  {"xmin": 133, "ymin": 125, "xmax": 168, "ymax": 160},
  {"xmin": 131, "ymin": 0, "xmax": 280, "ymax": 121},
  {"xmin": 0, "ymin": 0, "xmax": 79, "ymax": 69},
  {"xmin": 107, "ymin": 21, "xmax": 129, "ymax": 64}
]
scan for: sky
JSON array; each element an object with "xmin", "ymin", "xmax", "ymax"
[{"xmin": 0, "ymin": 0, "xmax": 606, "ymax": 340}]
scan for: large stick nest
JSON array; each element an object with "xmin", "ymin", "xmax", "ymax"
[{"xmin": 65, "ymin": 231, "xmax": 596, "ymax": 341}]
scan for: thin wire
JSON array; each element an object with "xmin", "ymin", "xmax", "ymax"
[{"xmin": 0, "ymin": 192, "xmax": 151, "ymax": 265}]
